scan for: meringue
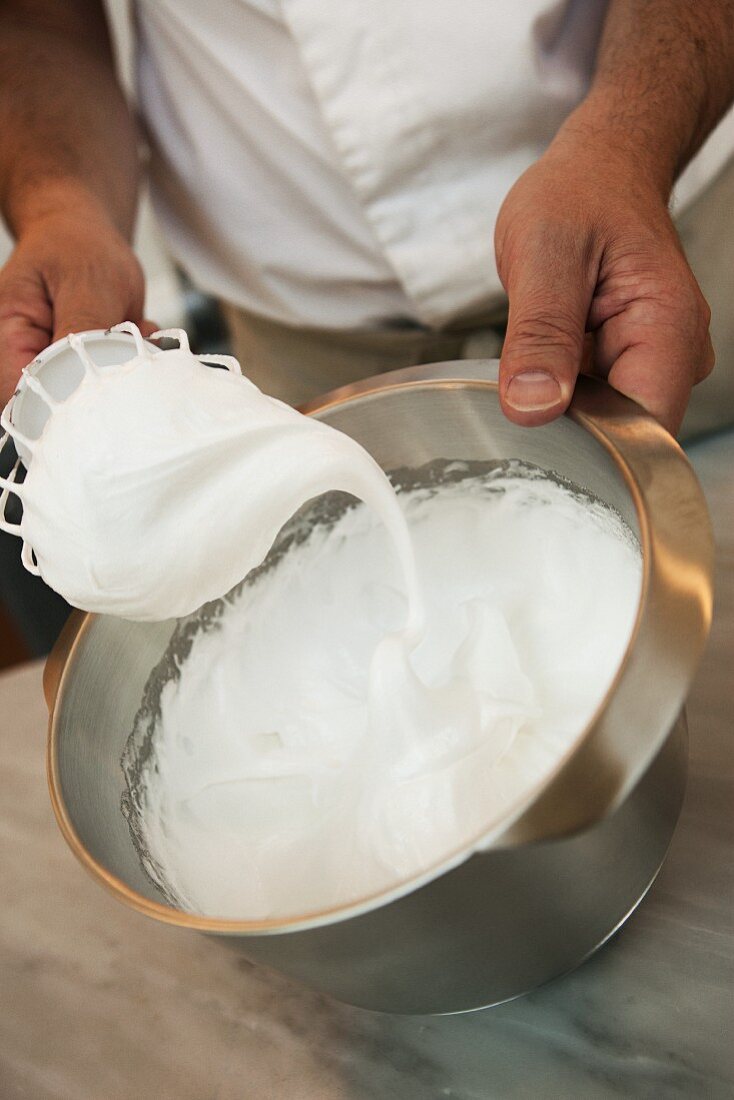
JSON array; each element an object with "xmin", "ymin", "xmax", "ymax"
[{"xmin": 130, "ymin": 470, "xmax": 641, "ymax": 920}]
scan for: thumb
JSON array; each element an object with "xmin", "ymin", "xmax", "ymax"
[{"xmin": 498, "ymin": 231, "xmax": 596, "ymax": 426}]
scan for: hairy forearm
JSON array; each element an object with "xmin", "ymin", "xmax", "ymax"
[
  {"xmin": 0, "ymin": 1, "xmax": 140, "ymax": 238},
  {"xmin": 560, "ymin": 0, "xmax": 734, "ymax": 196}
]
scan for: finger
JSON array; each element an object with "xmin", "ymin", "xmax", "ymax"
[
  {"xmin": 0, "ymin": 314, "xmax": 52, "ymax": 408},
  {"xmin": 50, "ymin": 253, "xmax": 146, "ymax": 342},
  {"xmin": 52, "ymin": 281, "xmax": 134, "ymax": 342},
  {"xmin": 139, "ymin": 319, "xmax": 161, "ymax": 338},
  {"xmin": 593, "ymin": 294, "xmax": 712, "ymax": 435},
  {"xmin": 697, "ymin": 330, "xmax": 716, "ymax": 384},
  {"xmin": 0, "ymin": 272, "xmax": 54, "ymax": 406},
  {"xmin": 498, "ymin": 231, "xmax": 596, "ymax": 426}
]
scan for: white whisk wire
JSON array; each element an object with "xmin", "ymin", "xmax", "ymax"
[
  {"xmin": 22, "ymin": 368, "xmax": 59, "ymax": 409},
  {"xmin": 0, "ymin": 443, "xmax": 23, "ymax": 537},
  {"xmin": 69, "ymin": 332, "xmax": 101, "ymax": 376},
  {"xmin": 110, "ymin": 321, "xmax": 148, "ymax": 357},
  {"xmin": 21, "ymin": 538, "xmax": 41, "ymax": 575},
  {"xmin": 0, "ymin": 399, "xmax": 35, "ymax": 456},
  {"xmin": 151, "ymin": 328, "xmax": 190, "ymax": 353},
  {"xmin": 197, "ymin": 354, "xmax": 242, "ymax": 376}
]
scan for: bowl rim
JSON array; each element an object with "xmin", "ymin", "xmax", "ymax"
[{"xmin": 45, "ymin": 361, "xmax": 714, "ymax": 934}]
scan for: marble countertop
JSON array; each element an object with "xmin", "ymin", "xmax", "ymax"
[{"xmin": 1, "ymin": 432, "xmax": 732, "ymax": 1100}]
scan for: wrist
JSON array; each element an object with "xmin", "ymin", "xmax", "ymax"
[
  {"xmin": 4, "ymin": 176, "xmax": 132, "ymax": 241},
  {"xmin": 550, "ymin": 92, "xmax": 679, "ymax": 203}
]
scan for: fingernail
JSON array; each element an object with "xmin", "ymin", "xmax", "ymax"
[{"xmin": 505, "ymin": 370, "xmax": 563, "ymax": 412}]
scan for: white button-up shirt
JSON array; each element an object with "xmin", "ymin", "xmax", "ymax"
[{"xmin": 135, "ymin": 0, "xmax": 734, "ymax": 330}]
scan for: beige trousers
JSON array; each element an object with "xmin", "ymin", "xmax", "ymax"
[{"xmin": 223, "ymin": 158, "xmax": 734, "ymax": 440}]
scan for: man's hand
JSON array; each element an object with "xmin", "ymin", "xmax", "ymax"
[
  {"xmin": 0, "ymin": 1, "xmax": 144, "ymax": 408},
  {"xmin": 0, "ymin": 202, "xmax": 155, "ymax": 408},
  {"xmin": 495, "ymin": 0, "xmax": 734, "ymax": 437},
  {"xmin": 495, "ymin": 134, "xmax": 713, "ymax": 436}
]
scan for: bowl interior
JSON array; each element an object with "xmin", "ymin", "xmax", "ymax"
[{"xmin": 51, "ymin": 381, "xmax": 640, "ymax": 914}]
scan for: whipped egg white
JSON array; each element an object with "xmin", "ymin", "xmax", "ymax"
[{"xmin": 131, "ymin": 471, "xmax": 641, "ymax": 920}]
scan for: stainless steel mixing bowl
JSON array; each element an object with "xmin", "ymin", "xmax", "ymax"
[{"xmin": 45, "ymin": 360, "xmax": 713, "ymax": 1014}]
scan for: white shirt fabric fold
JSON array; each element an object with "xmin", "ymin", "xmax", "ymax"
[{"xmin": 134, "ymin": 0, "xmax": 734, "ymax": 330}]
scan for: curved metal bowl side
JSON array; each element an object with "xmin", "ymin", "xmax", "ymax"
[
  {"xmin": 221, "ymin": 711, "xmax": 687, "ymax": 1014},
  {"xmin": 302, "ymin": 361, "xmax": 712, "ymax": 843},
  {"xmin": 44, "ymin": 362, "xmax": 710, "ymax": 1012}
]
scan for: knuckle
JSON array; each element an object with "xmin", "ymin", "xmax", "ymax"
[
  {"xmin": 0, "ymin": 260, "xmax": 35, "ymax": 296},
  {"xmin": 0, "ymin": 273, "xmax": 45, "ymax": 323},
  {"xmin": 696, "ymin": 292, "xmax": 712, "ymax": 330},
  {"xmin": 56, "ymin": 313, "xmax": 108, "ymax": 338},
  {"xmin": 508, "ymin": 309, "xmax": 581, "ymax": 356},
  {"xmin": 678, "ymin": 282, "xmax": 712, "ymax": 351},
  {"xmin": 697, "ymin": 342, "xmax": 716, "ymax": 382},
  {"xmin": 625, "ymin": 265, "xmax": 711, "ymax": 344},
  {"xmin": 60, "ymin": 310, "xmax": 98, "ymax": 328}
]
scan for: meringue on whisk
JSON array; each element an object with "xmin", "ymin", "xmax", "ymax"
[{"xmin": 0, "ymin": 322, "xmax": 421, "ymax": 624}]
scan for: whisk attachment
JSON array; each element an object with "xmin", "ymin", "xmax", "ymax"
[
  {"xmin": 145, "ymin": 327, "xmax": 242, "ymax": 376},
  {"xmin": 3, "ymin": 321, "xmax": 250, "ymax": 596},
  {"xmin": 21, "ymin": 368, "xmax": 59, "ymax": 409},
  {"xmin": 2, "ymin": 374, "xmax": 48, "ymax": 568},
  {"xmin": 69, "ymin": 332, "xmax": 102, "ymax": 376},
  {"xmin": 197, "ymin": 354, "xmax": 242, "ymax": 376},
  {"xmin": 151, "ymin": 327, "xmax": 191, "ymax": 353},
  {"xmin": 110, "ymin": 321, "xmax": 149, "ymax": 357},
  {"xmin": 1, "ymin": 465, "xmax": 38, "ymax": 572},
  {"xmin": 0, "ymin": 398, "xmax": 35, "ymax": 460},
  {"xmin": 0, "ymin": 428, "xmax": 24, "ymax": 537},
  {"xmin": 0, "ymin": 326, "xmax": 147, "ymax": 550},
  {"xmin": 21, "ymin": 537, "xmax": 40, "ymax": 575}
]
